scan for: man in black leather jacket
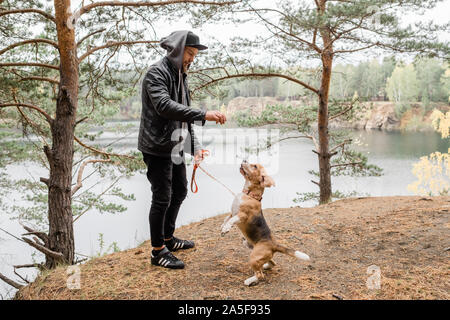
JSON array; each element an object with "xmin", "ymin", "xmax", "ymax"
[{"xmin": 138, "ymin": 30, "xmax": 226, "ymax": 269}]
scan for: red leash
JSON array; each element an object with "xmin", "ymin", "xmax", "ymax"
[
  {"xmin": 190, "ymin": 149, "xmax": 210, "ymax": 193},
  {"xmin": 190, "ymin": 150, "xmax": 236, "ymax": 196}
]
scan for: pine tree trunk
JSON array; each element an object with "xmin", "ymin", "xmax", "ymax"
[
  {"xmin": 44, "ymin": 0, "xmax": 78, "ymax": 268},
  {"xmin": 317, "ymin": 51, "xmax": 333, "ymax": 204},
  {"xmin": 317, "ymin": 0, "xmax": 333, "ymax": 204}
]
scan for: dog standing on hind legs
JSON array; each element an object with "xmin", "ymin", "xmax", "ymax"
[{"xmin": 221, "ymin": 160, "xmax": 311, "ymax": 286}]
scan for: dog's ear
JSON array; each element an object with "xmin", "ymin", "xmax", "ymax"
[{"xmin": 260, "ymin": 174, "xmax": 275, "ymax": 188}]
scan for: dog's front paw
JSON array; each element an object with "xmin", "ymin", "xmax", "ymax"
[{"xmin": 221, "ymin": 224, "xmax": 232, "ymax": 236}]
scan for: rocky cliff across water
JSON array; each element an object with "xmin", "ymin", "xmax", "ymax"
[{"xmin": 225, "ymin": 97, "xmax": 448, "ymax": 131}]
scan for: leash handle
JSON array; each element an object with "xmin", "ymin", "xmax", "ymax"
[
  {"xmin": 190, "ymin": 149, "xmax": 209, "ymax": 193},
  {"xmin": 191, "ymin": 164, "xmax": 199, "ymax": 193}
]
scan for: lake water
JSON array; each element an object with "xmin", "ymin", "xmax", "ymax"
[{"xmin": 0, "ymin": 123, "xmax": 448, "ymax": 299}]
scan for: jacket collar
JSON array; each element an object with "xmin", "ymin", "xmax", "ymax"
[
  {"xmin": 162, "ymin": 56, "xmax": 189, "ymax": 105},
  {"xmin": 164, "ymin": 56, "xmax": 178, "ymax": 75}
]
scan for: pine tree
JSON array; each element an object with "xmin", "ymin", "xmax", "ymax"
[{"xmin": 190, "ymin": 0, "xmax": 449, "ymax": 204}]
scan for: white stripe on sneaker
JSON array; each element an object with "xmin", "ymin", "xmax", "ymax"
[
  {"xmin": 159, "ymin": 258, "xmax": 164, "ymax": 264},
  {"xmin": 180, "ymin": 242, "xmax": 184, "ymax": 248}
]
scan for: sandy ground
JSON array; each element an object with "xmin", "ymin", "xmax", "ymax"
[{"xmin": 15, "ymin": 196, "xmax": 449, "ymax": 300}]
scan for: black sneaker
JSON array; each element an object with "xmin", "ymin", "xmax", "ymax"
[
  {"xmin": 151, "ymin": 247, "xmax": 185, "ymax": 269},
  {"xmin": 165, "ymin": 236, "xmax": 195, "ymax": 252}
]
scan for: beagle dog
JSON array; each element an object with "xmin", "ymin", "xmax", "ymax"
[{"xmin": 221, "ymin": 160, "xmax": 310, "ymax": 286}]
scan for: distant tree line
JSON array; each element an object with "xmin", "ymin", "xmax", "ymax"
[
  {"xmin": 222, "ymin": 56, "xmax": 449, "ymax": 103},
  {"xmin": 118, "ymin": 56, "xmax": 448, "ymax": 120}
]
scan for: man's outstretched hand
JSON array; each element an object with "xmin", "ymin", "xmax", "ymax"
[
  {"xmin": 194, "ymin": 149, "xmax": 205, "ymax": 165},
  {"xmin": 205, "ymin": 110, "xmax": 226, "ymax": 125}
]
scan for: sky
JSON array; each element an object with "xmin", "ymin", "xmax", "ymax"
[
  {"xmin": 166, "ymin": 1, "xmax": 449, "ymax": 43},
  {"xmin": 69, "ymin": 0, "xmax": 450, "ymax": 65},
  {"xmin": 69, "ymin": 0, "xmax": 450, "ymax": 40}
]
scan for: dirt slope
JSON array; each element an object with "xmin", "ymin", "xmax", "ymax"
[{"xmin": 16, "ymin": 196, "xmax": 450, "ymax": 300}]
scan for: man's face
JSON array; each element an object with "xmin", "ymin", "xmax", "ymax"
[{"xmin": 182, "ymin": 46, "xmax": 199, "ymax": 72}]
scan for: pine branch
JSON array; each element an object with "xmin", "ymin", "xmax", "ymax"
[
  {"xmin": 78, "ymin": 0, "xmax": 238, "ymax": 16},
  {"xmin": 329, "ymin": 102, "xmax": 356, "ymax": 120},
  {"xmin": 0, "ymin": 8, "xmax": 55, "ymax": 22},
  {"xmin": 75, "ymin": 116, "xmax": 88, "ymax": 126},
  {"xmin": 330, "ymin": 161, "xmax": 363, "ymax": 168},
  {"xmin": 21, "ymin": 225, "xmax": 49, "ymax": 247},
  {"xmin": 13, "ymin": 264, "xmax": 44, "ymax": 270},
  {"xmin": 74, "ymin": 136, "xmax": 136, "ymax": 160},
  {"xmin": 40, "ymin": 177, "xmax": 49, "ymax": 186},
  {"xmin": 78, "ymin": 40, "xmax": 159, "ymax": 62},
  {"xmin": 192, "ymin": 72, "xmax": 319, "ymax": 95},
  {"xmin": 334, "ymin": 42, "xmax": 379, "ymax": 54},
  {"xmin": 274, "ymin": 135, "xmax": 319, "ymax": 151},
  {"xmin": 0, "ymin": 103, "xmax": 54, "ymax": 124},
  {"xmin": 0, "ymin": 62, "xmax": 59, "ymax": 70},
  {"xmin": 246, "ymin": 5, "xmax": 322, "ymax": 53},
  {"xmin": 311, "ymin": 180, "xmax": 320, "ymax": 186},
  {"xmin": 18, "ymin": 76, "xmax": 59, "ymax": 85},
  {"xmin": 329, "ymin": 12, "xmax": 373, "ymax": 47},
  {"xmin": 0, "ymin": 272, "xmax": 23, "ymax": 289},
  {"xmin": 77, "ymin": 28, "xmax": 107, "ymax": 47},
  {"xmin": 13, "ymin": 268, "xmax": 30, "ymax": 284},
  {"xmin": 71, "ymin": 159, "xmax": 112, "ymax": 196},
  {"xmin": 0, "ymin": 39, "xmax": 59, "ymax": 56},
  {"xmin": 21, "ymin": 237, "xmax": 64, "ymax": 261},
  {"xmin": 13, "ymin": 101, "xmax": 51, "ymax": 147},
  {"xmin": 73, "ymin": 177, "xmax": 122, "ymax": 223},
  {"xmin": 190, "ymin": 66, "xmax": 230, "ymax": 76},
  {"xmin": 329, "ymin": 139, "xmax": 352, "ymax": 154}
]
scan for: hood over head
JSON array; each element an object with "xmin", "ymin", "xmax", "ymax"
[
  {"xmin": 160, "ymin": 30, "xmax": 188, "ymax": 72},
  {"xmin": 160, "ymin": 30, "xmax": 207, "ymax": 72}
]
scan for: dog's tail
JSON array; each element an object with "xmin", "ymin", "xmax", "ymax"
[{"xmin": 273, "ymin": 244, "xmax": 310, "ymax": 261}]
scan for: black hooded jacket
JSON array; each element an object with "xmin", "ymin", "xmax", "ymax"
[{"xmin": 138, "ymin": 30, "xmax": 206, "ymax": 158}]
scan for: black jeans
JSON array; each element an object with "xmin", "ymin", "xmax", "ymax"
[{"xmin": 142, "ymin": 152, "xmax": 188, "ymax": 248}]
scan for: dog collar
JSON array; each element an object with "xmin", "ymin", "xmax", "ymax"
[{"xmin": 243, "ymin": 189, "xmax": 263, "ymax": 201}]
